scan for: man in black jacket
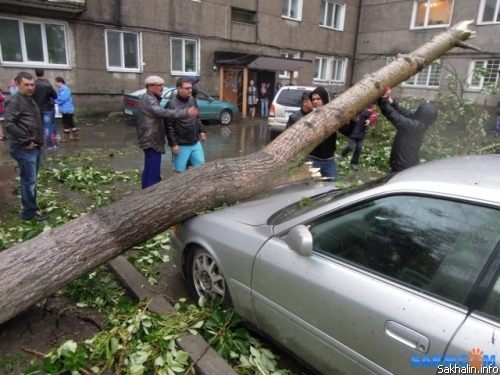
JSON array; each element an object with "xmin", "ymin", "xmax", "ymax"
[
  {"xmin": 32, "ymin": 68, "xmax": 57, "ymax": 148},
  {"xmin": 165, "ymin": 77, "xmax": 207, "ymax": 173},
  {"xmin": 377, "ymin": 88, "xmax": 437, "ymax": 172},
  {"xmin": 286, "ymin": 91, "xmax": 313, "ymax": 129},
  {"xmin": 307, "ymin": 86, "xmax": 337, "ymax": 180},
  {"xmin": 4, "ymin": 72, "xmax": 47, "ymax": 221}
]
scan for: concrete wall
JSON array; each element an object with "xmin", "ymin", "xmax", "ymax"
[{"xmin": 355, "ymin": 0, "xmax": 500, "ymax": 106}]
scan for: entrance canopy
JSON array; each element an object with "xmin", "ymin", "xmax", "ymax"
[{"xmin": 214, "ymin": 51, "xmax": 311, "ymax": 71}]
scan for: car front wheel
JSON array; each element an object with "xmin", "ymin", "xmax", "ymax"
[
  {"xmin": 187, "ymin": 246, "xmax": 232, "ymax": 308},
  {"xmin": 219, "ymin": 110, "xmax": 233, "ymax": 125}
]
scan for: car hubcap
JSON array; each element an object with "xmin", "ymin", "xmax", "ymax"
[
  {"xmin": 192, "ymin": 251, "xmax": 225, "ymax": 301},
  {"xmin": 220, "ymin": 112, "xmax": 231, "ymax": 125}
]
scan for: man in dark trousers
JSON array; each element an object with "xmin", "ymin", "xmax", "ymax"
[
  {"xmin": 4, "ymin": 72, "xmax": 48, "ymax": 221},
  {"xmin": 377, "ymin": 87, "xmax": 438, "ymax": 173},
  {"xmin": 32, "ymin": 68, "xmax": 57, "ymax": 148}
]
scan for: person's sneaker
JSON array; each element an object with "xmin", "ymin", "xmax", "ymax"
[
  {"xmin": 351, "ymin": 164, "xmax": 359, "ymax": 171},
  {"xmin": 22, "ymin": 213, "xmax": 49, "ymax": 221},
  {"xmin": 47, "ymin": 145, "xmax": 58, "ymax": 149}
]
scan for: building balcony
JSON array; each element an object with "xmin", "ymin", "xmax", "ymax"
[{"xmin": 0, "ymin": 0, "xmax": 86, "ymax": 18}]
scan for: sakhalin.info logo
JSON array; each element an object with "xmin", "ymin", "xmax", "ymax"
[{"xmin": 411, "ymin": 348, "xmax": 497, "ymax": 373}]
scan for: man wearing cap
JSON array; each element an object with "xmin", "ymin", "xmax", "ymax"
[{"xmin": 137, "ymin": 75, "xmax": 198, "ymax": 189}]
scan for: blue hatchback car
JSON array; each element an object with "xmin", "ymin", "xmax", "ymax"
[{"xmin": 122, "ymin": 86, "xmax": 239, "ymax": 125}]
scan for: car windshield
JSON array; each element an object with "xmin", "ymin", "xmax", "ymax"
[
  {"xmin": 276, "ymin": 90, "xmax": 306, "ymax": 107},
  {"xmin": 267, "ymin": 176, "xmax": 393, "ymax": 225}
]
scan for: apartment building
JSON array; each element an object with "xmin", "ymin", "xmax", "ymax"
[
  {"xmin": 0, "ymin": 0, "xmax": 360, "ymax": 115},
  {"xmin": 0, "ymin": 0, "xmax": 498, "ymax": 114},
  {"xmin": 355, "ymin": 0, "xmax": 500, "ymax": 106}
]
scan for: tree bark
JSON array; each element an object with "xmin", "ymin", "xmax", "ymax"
[{"xmin": 0, "ymin": 21, "xmax": 478, "ymax": 325}]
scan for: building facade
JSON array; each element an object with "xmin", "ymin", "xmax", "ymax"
[
  {"xmin": 0, "ymin": 0, "xmax": 498, "ymax": 115},
  {"xmin": 0, "ymin": 0, "xmax": 360, "ymax": 116},
  {"xmin": 355, "ymin": 0, "xmax": 500, "ymax": 107}
]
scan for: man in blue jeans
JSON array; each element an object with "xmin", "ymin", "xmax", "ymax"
[
  {"xmin": 306, "ymin": 86, "xmax": 338, "ymax": 180},
  {"xmin": 4, "ymin": 72, "xmax": 48, "ymax": 221},
  {"xmin": 166, "ymin": 77, "xmax": 207, "ymax": 173},
  {"xmin": 32, "ymin": 68, "xmax": 57, "ymax": 148}
]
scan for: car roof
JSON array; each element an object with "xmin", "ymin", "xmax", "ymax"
[
  {"xmin": 278, "ymin": 85, "xmax": 317, "ymax": 90},
  {"xmin": 383, "ymin": 155, "xmax": 500, "ymax": 204}
]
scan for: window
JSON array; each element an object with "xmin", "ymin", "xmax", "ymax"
[
  {"xmin": 314, "ymin": 57, "xmax": 346, "ymax": 84},
  {"xmin": 282, "ymin": 0, "xmax": 302, "ymax": 20},
  {"xmin": 479, "ymin": 0, "xmax": 500, "ymax": 24},
  {"xmin": 411, "ymin": 0, "xmax": 453, "ymax": 29},
  {"xmin": 468, "ymin": 59, "xmax": 500, "ymax": 90},
  {"xmin": 319, "ymin": 0, "xmax": 345, "ymax": 30},
  {"xmin": 0, "ymin": 17, "xmax": 68, "ymax": 67},
  {"xmin": 105, "ymin": 30, "xmax": 141, "ymax": 72},
  {"xmin": 231, "ymin": 7, "xmax": 256, "ymax": 25},
  {"xmin": 310, "ymin": 195, "xmax": 500, "ymax": 304},
  {"xmin": 279, "ymin": 52, "xmax": 300, "ymax": 78},
  {"xmin": 171, "ymin": 37, "xmax": 199, "ymax": 75},
  {"xmin": 403, "ymin": 64, "xmax": 442, "ymax": 87}
]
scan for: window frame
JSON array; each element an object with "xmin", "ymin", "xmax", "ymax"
[
  {"xmin": 231, "ymin": 7, "xmax": 257, "ymax": 25},
  {"xmin": 0, "ymin": 17, "xmax": 70, "ymax": 68},
  {"xmin": 279, "ymin": 51, "xmax": 300, "ymax": 79},
  {"xmin": 319, "ymin": 0, "xmax": 345, "ymax": 31},
  {"xmin": 170, "ymin": 36, "xmax": 200, "ymax": 76},
  {"xmin": 467, "ymin": 59, "xmax": 500, "ymax": 91},
  {"xmin": 282, "ymin": 0, "xmax": 303, "ymax": 21},
  {"xmin": 105, "ymin": 29, "xmax": 142, "ymax": 73},
  {"xmin": 410, "ymin": 0, "xmax": 454, "ymax": 30},
  {"xmin": 403, "ymin": 64, "xmax": 442, "ymax": 88},
  {"xmin": 478, "ymin": 0, "xmax": 500, "ymax": 24},
  {"xmin": 314, "ymin": 56, "xmax": 347, "ymax": 85}
]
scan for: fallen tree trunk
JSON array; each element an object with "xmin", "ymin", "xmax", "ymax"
[{"xmin": 0, "ymin": 21, "xmax": 478, "ymax": 325}]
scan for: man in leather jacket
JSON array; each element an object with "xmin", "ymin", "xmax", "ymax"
[
  {"xmin": 137, "ymin": 75, "xmax": 197, "ymax": 189},
  {"xmin": 165, "ymin": 77, "xmax": 207, "ymax": 173},
  {"xmin": 377, "ymin": 88, "xmax": 437, "ymax": 173},
  {"xmin": 4, "ymin": 72, "xmax": 47, "ymax": 221}
]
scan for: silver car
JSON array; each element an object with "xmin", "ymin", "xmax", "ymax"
[{"xmin": 171, "ymin": 155, "xmax": 500, "ymax": 374}]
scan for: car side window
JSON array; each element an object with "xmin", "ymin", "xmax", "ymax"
[
  {"xmin": 196, "ymin": 91, "xmax": 208, "ymax": 101},
  {"xmin": 309, "ymin": 195, "xmax": 500, "ymax": 304},
  {"xmin": 482, "ymin": 276, "xmax": 500, "ymax": 319}
]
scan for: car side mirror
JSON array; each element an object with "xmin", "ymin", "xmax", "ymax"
[{"xmin": 283, "ymin": 225, "xmax": 313, "ymax": 257}]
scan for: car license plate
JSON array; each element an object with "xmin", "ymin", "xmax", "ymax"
[
  {"xmin": 124, "ymin": 109, "xmax": 133, "ymax": 115},
  {"xmin": 285, "ymin": 111, "xmax": 294, "ymax": 118}
]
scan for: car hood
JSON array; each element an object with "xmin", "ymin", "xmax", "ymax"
[{"xmin": 204, "ymin": 180, "xmax": 337, "ymax": 226}]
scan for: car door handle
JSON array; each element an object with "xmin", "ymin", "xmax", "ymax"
[{"xmin": 385, "ymin": 320, "xmax": 429, "ymax": 353}]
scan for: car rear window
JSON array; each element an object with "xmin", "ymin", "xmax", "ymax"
[{"xmin": 276, "ymin": 90, "xmax": 308, "ymax": 107}]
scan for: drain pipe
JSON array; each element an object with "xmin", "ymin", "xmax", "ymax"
[
  {"xmin": 351, "ymin": 0, "xmax": 362, "ymax": 85},
  {"xmin": 225, "ymin": 4, "xmax": 230, "ymax": 39}
]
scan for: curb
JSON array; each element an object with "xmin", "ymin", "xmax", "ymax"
[{"xmin": 108, "ymin": 256, "xmax": 237, "ymax": 375}]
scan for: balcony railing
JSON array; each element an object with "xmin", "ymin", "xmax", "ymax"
[{"xmin": 0, "ymin": 0, "xmax": 87, "ymax": 15}]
